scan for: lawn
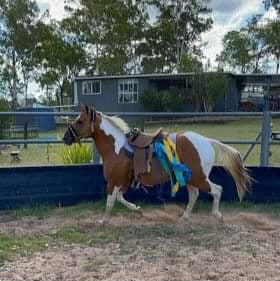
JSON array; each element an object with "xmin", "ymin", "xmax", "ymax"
[{"xmin": 0, "ymin": 117, "xmax": 279, "ymax": 166}]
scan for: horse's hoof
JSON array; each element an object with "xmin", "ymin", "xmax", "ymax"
[
  {"xmin": 97, "ymin": 218, "xmax": 109, "ymax": 225},
  {"xmin": 135, "ymin": 206, "xmax": 143, "ymax": 215},
  {"xmin": 179, "ymin": 214, "xmax": 190, "ymax": 221},
  {"xmin": 212, "ymin": 212, "xmax": 223, "ymax": 220}
]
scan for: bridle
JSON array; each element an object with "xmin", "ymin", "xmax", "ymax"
[{"xmin": 67, "ymin": 108, "xmax": 97, "ymax": 143}]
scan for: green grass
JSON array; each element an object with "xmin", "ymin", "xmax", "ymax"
[
  {"xmin": 145, "ymin": 117, "xmax": 280, "ymax": 166},
  {"xmin": 52, "ymin": 223, "xmax": 221, "ymax": 251},
  {"xmin": 6, "ymin": 200, "xmax": 280, "ymax": 222},
  {"xmin": 8, "ymin": 204, "xmax": 59, "ymax": 221},
  {"xmin": 0, "ymin": 233, "xmax": 48, "ymax": 263},
  {"xmin": 0, "ymin": 117, "xmax": 280, "ymax": 166},
  {"xmin": 6, "ymin": 200, "xmax": 137, "ymax": 222}
]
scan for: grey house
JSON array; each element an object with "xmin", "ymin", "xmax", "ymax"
[{"xmin": 73, "ymin": 73, "xmax": 280, "ymax": 112}]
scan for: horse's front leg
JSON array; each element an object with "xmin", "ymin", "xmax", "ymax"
[{"xmin": 99, "ymin": 185, "xmax": 120, "ymax": 224}]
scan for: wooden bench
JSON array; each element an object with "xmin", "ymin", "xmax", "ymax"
[{"xmin": 271, "ymin": 132, "xmax": 280, "ymax": 141}]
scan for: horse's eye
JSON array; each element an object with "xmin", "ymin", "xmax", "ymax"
[{"xmin": 77, "ymin": 120, "xmax": 83, "ymax": 125}]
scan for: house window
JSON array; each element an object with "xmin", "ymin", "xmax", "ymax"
[
  {"xmin": 82, "ymin": 80, "xmax": 101, "ymax": 95},
  {"xmin": 118, "ymin": 79, "xmax": 138, "ymax": 104}
]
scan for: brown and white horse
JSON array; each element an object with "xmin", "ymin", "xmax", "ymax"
[{"xmin": 63, "ymin": 105, "xmax": 252, "ymax": 220}]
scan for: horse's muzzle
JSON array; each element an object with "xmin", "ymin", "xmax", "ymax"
[{"xmin": 63, "ymin": 129, "xmax": 75, "ymax": 145}]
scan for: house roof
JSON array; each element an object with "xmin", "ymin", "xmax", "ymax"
[
  {"xmin": 74, "ymin": 72, "xmax": 280, "ymax": 81},
  {"xmin": 74, "ymin": 72, "xmax": 235, "ymax": 81}
]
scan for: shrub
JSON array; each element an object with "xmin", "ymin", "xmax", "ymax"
[
  {"xmin": 59, "ymin": 143, "xmax": 93, "ymax": 164},
  {"xmin": 140, "ymin": 90, "xmax": 185, "ymax": 112}
]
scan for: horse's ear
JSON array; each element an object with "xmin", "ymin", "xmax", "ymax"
[
  {"xmin": 80, "ymin": 104, "xmax": 89, "ymax": 114},
  {"xmin": 80, "ymin": 103, "xmax": 85, "ymax": 112}
]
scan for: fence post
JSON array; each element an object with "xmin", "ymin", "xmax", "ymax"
[
  {"xmin": 24, "ymin": 121, "xmax": 28, "ymax": 149},
  {"xmin": 92, "ymin": 142, "xmax": 100, "ymax": 164},
  {"xmin": 260, "ymin": 111, "xmax": 271, "ymax": 166},
  {"xmin": 0, "ymin": 121, "xmax": 3, "ymax": 140},
  {"xmin": 260, "ymin": 77, "xmax": 271, "ymax": 167},
  {"xmin": 140, "ymin": 118, "xmax": 145, "ymax": 132}
]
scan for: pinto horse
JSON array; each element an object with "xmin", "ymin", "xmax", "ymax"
[{"xmin": 63, "ymin": 105, "xmax": 252, "ymax": 220}]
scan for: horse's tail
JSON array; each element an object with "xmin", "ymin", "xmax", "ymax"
[{"xmin": 209, "ymin": 139, "xmax": 252, "ymax": 201}]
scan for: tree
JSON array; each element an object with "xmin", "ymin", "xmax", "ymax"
[
  {"xmin": 0, "ymin": 98, "xmax": 11, "ymax": 139},
  {"xmin": 264, "ymin": 0, "xmax": 280, "ymax": 14},
  {"xmin": 218, "ymin": 15, "xmax": 269, "ymax": 74},
  {"xmin": 34, "ymin": 22, "xmax": 86, "ymax": 107},
  {"xmin": 141, "ymin": 0, "xmax": 212, "ymax": 73},
  {"xmin": 63, "ymin": 0, "xmax": 149, "ymax": 75},
  {"xmin": 141, "ymin": 90, "xmax": 185, "ymax": 111},
  {"xmin": 0, "ymin": 0, "xmax": 41, "ymax": 108},
  {"xmin": 245, "ymin": 15, "xmax": 267, "ymax": 73},
  {"xmin": 177, "ymin": 52, "xmax": 203, "ymax": 73},
  {"xmin": 218, "ymin": 31, "xmax": 251, "ymax": 73},
  {"xmin": 262, "ymin": 19, "xmax": 280, "ymax": 73},
  {"xmin": 190, "ymin": 71, "xmax": 228, "ymax": 112},
  {"xmin": 203, "ymin": 72, "xmax": 229, "ymax": 112}
]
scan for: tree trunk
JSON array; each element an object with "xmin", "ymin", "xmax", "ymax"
[
  {"xmin": 55, "ymin": 91, "xmax": 60, "ymax": 110},
  {"xmin": 255, "ymin": 56, "xmax": 259, "ymax": 73},
  {"xmin": 25, "ymin": 83, "xmax": 28, "ymax": 106},
  {"xmin": 276, "ymin": 55, "xmax": 280, "ymax": 74},
  {"xmin": 11, "ymin": 50, "xmax": 17, "ymax": 109},
  {"xmin": 202, "ymin": 98, "xmax": 207, "ymax": 112},
  {"xmin": 59, "ymin": 89, "xmax": 64, "ymax": 108}
]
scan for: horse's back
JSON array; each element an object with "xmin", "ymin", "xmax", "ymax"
[{"xmin": 175, "ymin": 131, "xmax": 215, "ymax": 178}]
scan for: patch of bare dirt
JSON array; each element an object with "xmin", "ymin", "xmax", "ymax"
[{"xmin": 0, "ymin": 206, "xmax": 280, "ymax": 281}]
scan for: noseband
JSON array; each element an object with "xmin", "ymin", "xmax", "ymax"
[
  {"xmin": 67, "ymin": 109, "xmax": 97, "ymax": 143},
  {"xmin": 68, "ymin": 123, "xmax": 81, "ymax": 143}
]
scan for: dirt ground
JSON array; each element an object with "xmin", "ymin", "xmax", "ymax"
[{"xmin": 0, "ymin": 204, "xmax": 280, "ymax": 281}]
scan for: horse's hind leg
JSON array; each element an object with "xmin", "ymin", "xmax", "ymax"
[
  {"xmin": 117, "ymin": 191, "xmax": 141, "ymax": 212},
  {"xmin": 208, "ymin": 181, "xmax": 223, "ymax": 219},
  {"xmin": 181, "ymin": 185, "xmax": 199, "ymax": 219}
]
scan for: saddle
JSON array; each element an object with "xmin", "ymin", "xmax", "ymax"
[
  {"xmin": 128, "ymin": 127, "xmax": 163, "ymax": 149},
  {"xmin": 127, "ymin": 128, "xmax": 163, "ymax": 182}
]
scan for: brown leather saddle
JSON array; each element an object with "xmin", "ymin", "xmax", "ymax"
[
  {"xmin": 127, "ymin": 128, "xmax": 163, "ymax": 183},
  {"xmin": 128, "ymin": 127, "xmax": 163, "ymax": 148}
]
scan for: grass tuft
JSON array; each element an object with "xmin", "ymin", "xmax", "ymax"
[{"xmin": 0, "ymin": 233, "xmax": 48, "ymax": 263}]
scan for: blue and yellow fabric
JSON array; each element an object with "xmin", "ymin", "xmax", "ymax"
[{"xmin": 154, "ymin": 137, "xmax": 192, "ymax": 197}]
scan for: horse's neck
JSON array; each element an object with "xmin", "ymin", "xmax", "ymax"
[{"xmin": 93, "ymin": 117, "xmax": 127, "ymax": 162}]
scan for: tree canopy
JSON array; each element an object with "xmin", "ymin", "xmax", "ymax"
[{"xmin": 1, "ymin": 0, "xmax": 280, "ymax": 108}]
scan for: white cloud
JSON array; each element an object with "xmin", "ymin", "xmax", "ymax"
[
  {"xmin": 37, "ymin": 0, "xmax": 66, "ymax": 20},
  {"xmin": 202, "ymin": 0, "xmax": 264, "ymax": 67}
]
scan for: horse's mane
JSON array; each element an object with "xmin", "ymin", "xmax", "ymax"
[{"xmin": 101, "ymin": 114, "xmax": 130, "ymax": 134}]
